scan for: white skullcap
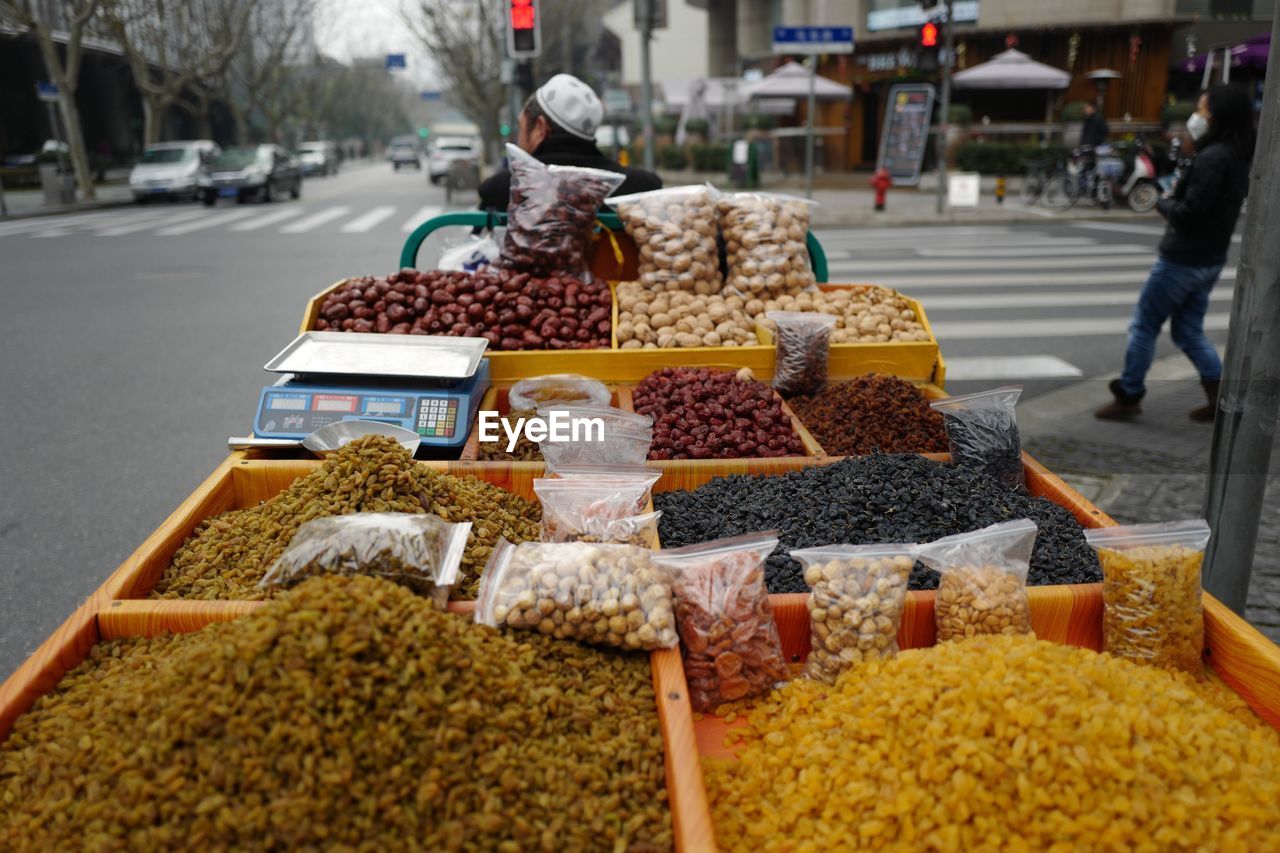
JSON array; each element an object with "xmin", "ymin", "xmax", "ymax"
[{"xmin": 535, "ymin": 74, "xmax": 604, "ymax": 141}]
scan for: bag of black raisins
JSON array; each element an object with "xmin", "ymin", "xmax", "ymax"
[{"xmin": 930, "ymin": 386, "xmax": 1026, "ymax": 492}]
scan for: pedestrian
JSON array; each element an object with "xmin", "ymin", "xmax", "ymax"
[
  {"xmin": 1079, "ymin": 101, "xmax": 1110, "ymax": 149},
  {"xmin": 1095, "ymin": 85, "xmax": 1255, "ymax": 422},
  {"xmin": 477, "ymin": 73, "xmax": 661, "ymax": 212}
]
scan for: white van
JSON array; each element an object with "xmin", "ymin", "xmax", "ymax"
[{"xmin": 129, "ymin": 140, "xmax": 220, "ymax": 202}]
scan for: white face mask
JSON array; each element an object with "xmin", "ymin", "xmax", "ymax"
[{"xmin": 1187, "ymin": 112, "xmax": 1210, "ymax": 141}]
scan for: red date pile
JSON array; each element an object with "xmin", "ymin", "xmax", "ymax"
[
  {"xmin": 791, "ymin": 374, "xmax": 949, "ymax": 455},
  {"xmin": 632, "ymin": 367, "xmax": 806, "ymax": 460},
  {"xmin": 313, "ymin": 269, "xmax": 611, "ymax": 350}
]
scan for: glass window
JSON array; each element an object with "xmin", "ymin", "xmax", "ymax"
[{"xmin": 140, "ymin": 148, "xmax": 191, "ymax": 164}]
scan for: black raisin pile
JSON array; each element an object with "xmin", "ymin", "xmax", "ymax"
[{"xmin": 654, "ymin": 455, "xmax": 1101, "ymax": 593}]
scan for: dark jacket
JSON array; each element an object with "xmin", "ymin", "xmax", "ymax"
[
  {"xmin": 1156, "ymin": 141, "xmax": 1249, "ymax": 266},
  {"xmin": 476, "ymin": 135, "xmax": 663, "ymax": 213},
  {"xmin": 1080, "ymin": 112, "xmax": 1109, "ymax": 149}
]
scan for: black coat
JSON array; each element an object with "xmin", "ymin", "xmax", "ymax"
[
  {"xmin": 476, "ymin": 135, "xmax": 663, "ymax": 213},
  {"xmin": 1080, "ymin": 112, "xmax": 1109, "ymax": 148},
  {"xmin": 1156, "ymin": 141, "xmax": 1249, "ymax": 266}
]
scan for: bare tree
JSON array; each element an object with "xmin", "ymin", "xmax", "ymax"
[
  {"xmin": 217, "ymin": 0, "xmax": 315, "ymax": 144},
  {"xmin": 103, "ymin": 0, "xmax": 256, "ymax": 145},
  {"xmin": 0, "ymin": 0, "xmax": 103, "ymax": 199}
]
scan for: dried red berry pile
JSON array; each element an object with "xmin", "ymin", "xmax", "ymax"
[
  {"xmin": 632, "ymin": 367, "xmax": 806, "ymax": 460},
  {"xmin": 313, "ymin": 269, "xmax": 611, "ymax": 350},
  {"xmin": 790, "ymin": 374, "xmax": 948, "ymax": 455}
]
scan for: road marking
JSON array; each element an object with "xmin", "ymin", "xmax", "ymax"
[
  {"xmin": 32, "ymin": 211, "xmax": 172, "ymax": 238},
  {"xmin": 913, "ymin": 244, "xmax": 1152, "ymax": 258},
  {"xmin": 863, "ymin": 268, "xmax": 1236, "ymax": 289},
  {"xmin": 229, "ymin": 207, "xmax": 306, "ymax": 231},
  {"xmin": 401, "ymin": 205, "xmax": 443, "ymax": 232},
  {"xmin": 815, "ymin": 225, "xmax": 1022, "ymax": 239},
  {"xmin": 0, "ymin": 210, "xmax": 126, "ymax": 237},
  {"xmin": 342, "ymin": 205, "xmax": 397, "ymax": 233},
  {"xmin": 829, "ymin": 254, "xmax": 1155, "ymax": 275},
  {"xmin": 96, "ymin": 209, "xmax": 210, "ymax": 236},
  {"xmin": 932, "ymin": 313, "xmax": 1231, "ymax": 339},
  {"xmin": 943, "ymin": 355, "xmax": 1084, "ymax": 380},
  {"xmin": 1070, "ymin": 221, "xmax": 1244, "ymax": 243},
  {"xmin": 155, "ymin": 208, "xmax": 259, "ymax": 235},
  {"xmin": 819, "ymin": 238, "xmax": 1100, "ymax": 259},
  {"xmin": 280, "ymin": 205, "xmax": 352, "ymax": 233},
  {"xmin": 920, "ymin": 287, "xmax": 1233, "ymax": 310}
]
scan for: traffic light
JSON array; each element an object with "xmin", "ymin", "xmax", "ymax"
[
  {"xmin": 506, "ymin": 0, "xmax": 541, "ymax": 59},
  {"xmin": 418, "ymin": 127, "xmax": 430, "ymax": 139},
  {"xmin": 920, "ymin": 22, "xmax": 938, "ymax": 48}
]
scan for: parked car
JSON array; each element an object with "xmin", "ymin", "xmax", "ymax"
[
  {"xmin": 594, "ymin": 125, "xmax": 631, "ymax": 158},
  {"xmin": 129, "ymin": 140, "xmax": 219, "ymax": 202},
  {"xmin": 297, "ymin": 140, "xmax": 339, "ymax": 176},
  {"xmin": 200, "ymin": 145, "xmax": 301, "ymax": 205},
  {"xmin": 427, "ymin": 136, "xmax": 481, "ymax": 184},
  {"xmin": 388, "ymin": 136, "xmax": 421, "ymax": 170}
]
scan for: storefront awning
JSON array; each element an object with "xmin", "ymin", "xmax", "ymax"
[{"xmin": 1180, "ymin": 34, "xmax": 1270, "ymax": 74}]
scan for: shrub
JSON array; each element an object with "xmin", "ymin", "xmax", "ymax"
[
  {"xmin": 655, "ymin": 115, "xmax": 679, "ymax": 135},
  {"xmin": 690, "ymin": 142, "xmax": 729, "ymax": 172},
  {"xmin": 744, "ymin": 113, "xmax": 777, "ymax": 130},
  {"xmin": 683, "ymin": 118, "xmax": 710, "ymax": 135},
  {"xmin": 1060, "ymin": 101, "xmax": 1089, "ymax": 122},
  {"xmin": 944, "ymin": 104, "xmax": 973, "ymax": 126},
  {"xmin": 955, "ymin": 142, "xmax": 1070, "ymax": 174},
  {"xmin": 658, "ymin": 144, "xmax": 688, "ymax": 170},
  {"xmin": 1161, "ymin": 100, "xmax": 1197, "ymax": 125}
]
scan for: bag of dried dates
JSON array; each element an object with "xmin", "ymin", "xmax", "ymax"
[
  {"xmin": 766, "ymin": 310, "xmax": 837, "ymax": 397},
  {"xmin": 498, "ymin": 144, "xmax": 625, "ymax": 281},
  {"xmin": 653, "ymin": 532, "xmax": 790, "ymax": 712}
]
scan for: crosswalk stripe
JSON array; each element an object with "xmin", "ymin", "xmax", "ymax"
[
  {"xmin": 1070, "ymin": 221, "xmax": 1245, "ymax": 244},
  {"xmin": 155, "ymin": 208, "xmax": 259, "ymax": 235},
  {"xmin": 820, "ymin": 238, "xmax": 1101, "ymax": 259},
  {"xmin": 97, "ymin": 209, "xmax": 209, "ymax": 236},
  {"xmin": 943, "ymin": 355, "xmax": 1084, "ymax": 380},
  {"xmin": 830, "ymin": 254, "xmax": 1155, "ymax": 273},
  {"xmin": 815, "ymin": 226, "xmax": 1022, "ymax": 240},
  {"xmin": 848, "ymin": 268, "xmax": 1236, "ymax": 290},
  {"xmin": 932, "ymin": 313, "xmax": 1231, "ymax": 340},
  {"xmin": 0, "ymin": 210, "xmax": 125, "ymax": 237},
  {"xmin": 229, "ymin": 207, "xmax": 306, "ymax": 231},
  {"xmin": 280, "ymin": 205, "xmax": 351, "ymax": 233},
  {"xmin": 342, "ymin": 205, "xmax": 397, "ymax": 233},
  {"xmin": 401, "ymin": 205, "xmax": 444, "ymax": 232},
  {"xmin": 32, "ymin": 209, "xmax": 172, "ymax": 237},
  {"xmin": 919, "ymin": 287, "xmax": 1234, "ymax": 310},
  {"xmin": 913, "ymin": 244, "xmax": 1152, "ymax": 258}
]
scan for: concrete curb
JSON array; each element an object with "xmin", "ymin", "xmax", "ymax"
[{"xmin": 0, "ymin": 197, "xmax": 134, "ymax": 222}]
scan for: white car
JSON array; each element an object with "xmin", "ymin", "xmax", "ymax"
[
  {"xmin": 129, "ymin": 140, "xmax": 219, "ymax": 202},
  {"xmin": 297, "ymin": 140, "xmax": 339, "ymax": 176},
  {"xmin": 428, "ymin": 136, "xmax": 481, "ymax": 184}
]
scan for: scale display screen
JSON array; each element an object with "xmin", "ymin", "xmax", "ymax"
[
  {"xmin": 314, "ymin": 396, "xmax": 356, "ymax": 413},
  {"xmin": 268, "ymin": 395, "xmax": 308, "ymax": 411},
  {"xmin": 364, "ymin": 399, "xmax": 404, "ymax": 416}
]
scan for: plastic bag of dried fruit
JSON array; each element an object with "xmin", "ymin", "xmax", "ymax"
[
  {"xmin": 533, "ymin": 470, "xmax": 661, "ymax": 542},
  {"xmin": 259, "ymin": 512, "xmax": 470, "ymax": 608},
  {"xmin": 611, "ymin": 185, "xmax": 724, "ymax": 294},
  {"xmin": 476, "ymin": 539, "xmax": 678, "ymax": 650},
  {"xmin": 930, "ymin": 386, "xmax": 1026, "ymax": 492},
  {"xmin": 790, "ymin": 543, "xmax": 916, "ymax": 682},
  {"xmin": 714, "ymin": 191, "xmax": 817, "ymax": 297},
  {"xmin": 653, "ymin": 532, "xmax": 790, "ymax": 712},
  {"xmin": 542, "ymin": 510, "xmax": 662, "ymax": 548},
  {"xmin": 508, "ymin": 374, "xmax": 611, "ymax": 411},
  {"xmin": 916, "ymin": 519, "xmax": 1037, "ymax": 643},
  {"xmin": 766, "ymin": 311, "xmax": 837, "ymax": 397},
  {"xmin": 498, "ymin": 144, "xmax": 626, "ymax": 281},
  {"xmin": 536, "ymin": 404, "xmax": 654, "ymax": 469},
  {"xmin": 1084, "ymin": 519, "xmax": 1209, "ymax": 674}
]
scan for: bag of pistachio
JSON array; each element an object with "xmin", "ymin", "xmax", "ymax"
[
  {"xmin": 476, "ymin": 539, "xmax": 678, "ymax": 650},
  {"xmin": 1084, "ymin": 519, "xmax": 1209, "ymax": 674},
  {"xmin": 259, "ymin": 512, "xmax": 470, "ymax": 608},
  {"xmin": 916, "ymin": 519, "xmax": 1037, "ymax": 643}
]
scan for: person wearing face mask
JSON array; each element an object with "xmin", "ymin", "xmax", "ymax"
[
  {"xmin": 1095, "ymin": 85, "xmax": 1255, "ymax": 422},
  {"xmin": 477, "ymin": 73, "xmax": 662, "ymax": 212}
]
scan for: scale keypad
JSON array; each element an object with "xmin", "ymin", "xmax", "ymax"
[{"xmin": 416, "ymin": 398, "xmax": 458, "ymax": 438}]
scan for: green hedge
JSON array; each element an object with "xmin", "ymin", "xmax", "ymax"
[
  {"xmin": 942, "ymin": 104, "xmax": 973, "ymax": 126},
  {"xmin": 0, "ymin": 165, "xmax": 40, "ymax": 187},
  {"xmin": 655, "ymin": 116, "xmax": 679, "ymax": 135},
  {"xmin": 744, "ymin": 113, "xmax": 776, "ymax": 130},
  {"xmin": 1161, "ymin": 100, "xmax": 1197, "ymax": 124},
  {"xmin": 955, "ymin": 142, "xmax": 1070, "ymax": 174},
  {"xmin": 683, "ymin": 118, "xmax": 710, "ymax": 135},
  {"xmin": 1060, "ymin": 101, "xmax": 1089, "ymax": 122},
  {"xmin": 658, "ymin": 144, "xmax": 688, "ymax": 170},
  {"xmin": 690, "ymin": 142, "xmax": 729, "ymax": 172}
]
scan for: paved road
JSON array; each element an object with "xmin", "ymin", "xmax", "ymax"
[{"xmin": 0, "ymin": 163, "xmax": 1242, "ymax": 679}]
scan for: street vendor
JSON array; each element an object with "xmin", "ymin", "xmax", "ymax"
[{"xmin": 477, "ymin": 73, "xmax": 662, "ymax": 212}]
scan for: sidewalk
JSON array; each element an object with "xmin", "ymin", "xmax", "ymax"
[
  {"xmin": 1019, "ymin": 353, "xmax": 1280, "ymax": 642},
  {"xmin": 0, "ymin": 182, "xmax": 134, "ymax": 220}
]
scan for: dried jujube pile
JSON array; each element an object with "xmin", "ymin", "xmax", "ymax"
[
  {"xmin": 0, "ymin": 576, "xmax": 672, "ymax": 851},
  {"xmin": 152, "ymin": 435, "xmax": 540, "ymax": 600},
  {"xmin": 704, "ymin": 635, "xmax": 1280, "ymax": 851},
  {"xmin": 790, "ymin": 375, "xmax": 949, "ymax": 455},
  {"xmin": 653, "ymin": 455, "xmax": 1100, "ymax": 592}
]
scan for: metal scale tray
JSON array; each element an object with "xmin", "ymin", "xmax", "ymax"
[{"xmin": 265, "ymin": 332, "xmax": 488, "ymax": 380}]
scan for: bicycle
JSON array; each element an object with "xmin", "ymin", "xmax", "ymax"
[
  {"xmin": 1063, "ymin": 146, "xmax": 1114, "ymax": 210},
  {"xmin": 1022, "ymin": 157, "xmax": 1075, "ymax": 210}
]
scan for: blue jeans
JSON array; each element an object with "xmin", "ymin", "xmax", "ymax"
[{"xmin": 1118, "ymin": 256, "xmax": 1224, "ymax": 397}]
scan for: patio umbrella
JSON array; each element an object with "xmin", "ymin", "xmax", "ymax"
[
  {"xmin": 951, "ymin": 48, "xmax": 1070, "ymax": 122},
  {"xmin": 676, "ymin": 78, "xmax": 713, "ymax": 145},
  {"xmin": 744, "ymin": 62, "xmax": 852, "ymax": 100}
]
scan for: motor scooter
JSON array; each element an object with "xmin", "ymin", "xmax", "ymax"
[{"xmin": 1113, "ymin": 137, "xmax": 1161, "ymax": 213}]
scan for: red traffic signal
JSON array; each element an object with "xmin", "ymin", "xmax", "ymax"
[
  {"xmin": 920, "ymin": 22, "xmax": 939, "ymax": 47},
  {"xmin": 507, "ymin": 0, "xmax": 541, "ymax": 58}
]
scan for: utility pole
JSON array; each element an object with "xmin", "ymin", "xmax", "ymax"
[
  {"xmin": 804, "ymin": 56, "xmax": 816, "ymax": 199},
  {"xmin": 637, "ymin": 0, "xmax": 656, "ymax": 170},
  {"xmin": 934, "ymin": 0, "xmax": 955, "ymax": 214},
  {"xmin": 1201, "ymin": 4, "xmax": 1280, "ymax": 613}
]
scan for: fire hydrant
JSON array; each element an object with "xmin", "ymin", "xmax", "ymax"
[
  {"xmin": 870, "ymin": 168, "xmax": 892, "ymax": 212},
  {"xmin": 995, "ymin": 175, "xmax": 1007, "ymax": 204}
]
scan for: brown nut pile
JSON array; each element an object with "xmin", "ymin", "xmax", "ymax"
[
  {"xmin": 152, "ymin": 435, "xmax": 541, "ymax": 600},
  {"xmin": 614, "ymin": 187, "xmax": 724, "ymax": 293},
  {"xmin": 615, "ymin": 282, "xmax": 757, "ymax": 349},
  {"xmin": 0, "ymin": 576, "xmax": 672, "ymax": 851},
  {"xmin": 481, "ymin": 542, "xmax": 678, "ymax": 650},
  {"xmin": 935, "ymin": 563, "xmax": 1033, "ymax": 641},
  {"xmin": 790, "ymin": 375, "xmax": 949, "ymax": 455},
  {"xmin": 1098, "ymin": 544, "xmax": 1205, "ymax": 673},
  {"xmin": 756, "ymin": 286, "xmax": 930, "ymax": 343},
  {"xmin": 717, "ymin": 194, "xmax": 815, "ymax": 296},
  {"xmin": 476, "ymin": 408, "xmax": 543, "ymax": 461},
  {"xmin": 802, "ymin": 553, "xmax": 913, "ymax": 682}
]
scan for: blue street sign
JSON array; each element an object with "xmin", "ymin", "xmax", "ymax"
[
  {"xmin": 420, "ymin": 90, "xmax": 442, "ymax": 101},
  {"xmin": 772, "ymin": 26, "xmax": 855, "ymax": 54},
  {"xmin": 35, "ymin": 81, "xmax": 60, "ymax": 102},
  {"xmin": 386, "ymin": 53, "xmax": 407, "ymax": 70}
]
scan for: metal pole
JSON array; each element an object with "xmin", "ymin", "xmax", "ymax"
[
  {"xmin": 639, "ymin": 0, "xmax": 655, "ymax": 170},
  {"xmin": 934, "ymin": 0, "xmax": 954, "ymax": 214},
  {"xmin": 1201, "ymin": 5, "xmax": 1280, "ymax": 613},
  {"xmin": 804, "ymin": 57, "xmax": 816, "ymax": 199}
]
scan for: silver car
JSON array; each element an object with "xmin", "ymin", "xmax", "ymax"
[{"xmin": 129, "ymin": 140, "xmax": 219, "ymax": 202}]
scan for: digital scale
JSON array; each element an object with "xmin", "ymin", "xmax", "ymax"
[{"xmin": 242, "ymin": 332, "xmax": 491, "ymax": 456}]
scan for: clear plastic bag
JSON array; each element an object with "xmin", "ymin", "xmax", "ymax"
[
  {"xmin": 498, "ymin": 144, "xmax": 626, "ymax": 280},
  {"xmin": 508, "ymin": 374, "xmax": 611, "ymax": 411},
  {"xmin": 543, "ymin": 510, "xmax": 662, "ymax": 548},
  {"xmin": 790, "ymin": 543, "xmax": 915, "ymax": 682},
  {"xmin": 767, "ymin": 311, "xmax": 837, "ymax": 397},
  {"xmin": 536, "ymin": 404, "xmax": 655, "ymax": 469},
  {"xmin": 533, "ymin": 472, "xmax": 661, "ymax": 542},
  {"xmin": 259, "ymin": 512, "xmax": 470, "ymax": 608},
  {"xmin": 1085, "ymin": 519, "xmax": 1209, "ymax": 673},
  {"xmin": 930, "ymin": 386, "xmax": 1026, "ymax": 492},
  {"xmin": 916, "ymin": 519, "xmax": 1037, "ymax": 642},
  {"xmin": 612, "ymin": 185, "xmax": 724, "ymax": 294},
  {"xmin": 475, "ymin": 539, "xmax": 678, "ymax": 650},
  {"xmin": 715, "ymin": 191, "xmax": 817, "ymax": 297},
  {"xmin": 438, "ymin": 234, "xmax": 500, "ymax": 272},
  {"xmin": 653, "ymin": 532, "xmax": 790, "ymax": 711}
]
